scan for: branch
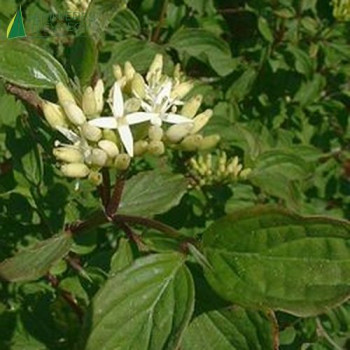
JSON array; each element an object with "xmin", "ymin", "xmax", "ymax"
[
  {"xmin": 98, "ymin": 168, "xmax": 111, "ymax": 209},
  {"xmin": 106, "ymin": 176, "xmax": 125, "ymax": 218},
  {"xmin": 152, "ymin": 0, "xmax": 169, "ymax": 42},
  {"xmin": 115, "ymin": 221, "xmax": 146, "ymax": 250},
  {"xmin": 5, "ymin": 84, "xmax": 43, "ymax": 114},
  {"xmin": 68, "ymin": 210, "xmax": 107, "ymax": 235}
]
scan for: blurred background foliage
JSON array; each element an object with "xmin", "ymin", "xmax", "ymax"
[{"xmin": 1, "ymin": 0, "xmax": 350, "ymax": 348}]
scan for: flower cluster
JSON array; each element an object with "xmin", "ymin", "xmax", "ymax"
[
  {"xmin": 188, "ymin": 152, "xmax": 251, "ymax": 188},
  {"xmin": 65, "ymin": 0, "xmax": 91, "ymax": 14},
  {"xmin": 42, "ymin": 54, "xmax": 219, "ymax": 181},
  {"xmin": 332, "ymin": 0, "xmax": 350, "ymax": 21}
]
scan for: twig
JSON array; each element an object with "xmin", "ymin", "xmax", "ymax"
[
  {"xmin": 98, "ymin": 168, "xmax": 111, "ymax": 209},
  {"xmin": 68, "ymin": 210, "xmax": 107, "ymax": 235},
  {"xmin": 5, "ymin": 84, "xmax": 43, "ymax": 113},
  {"xmin": 115, "ymin": 221, "xmax": 145, "ymax": 250},
  {"xmin": 114, "ymin": 214, "xmax": 186, "ymax": 240},
  {"xmin": 106, "ymin": 176, "xmax": 125, "ymax": 218},
  {"xmin": 46, "ymin": 274, "xmax": 84, "ymax": 322},
  {"xmin": 152, "ymin": 0, "xmax": 169, "ymax": 42}
]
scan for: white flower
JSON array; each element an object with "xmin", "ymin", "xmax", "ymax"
[
  {"xmin": 140, "ymin": 80, "xmax": 193, "ymax": 127},
  {"xmin": 88, "ymin": 82, "xmax": 151, "ymax": 157}
]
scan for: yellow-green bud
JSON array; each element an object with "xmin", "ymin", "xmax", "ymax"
[
  {"xmin": 61, "ymin": 163, "xmax": 90, "ymax": 178},
  {"xmin": 94, "ymin": 79, "xmax": 105, "ymax": 114},
  {"xmin": 114, "ymin": 154, "xmax": 131, "ymax": 170},
  {"xmin": 181, "ymin": 134, "xmax": 203, "ymax": 151},
  {"xmin": 147, "ymin": 54, "xmax": 163, "ymax": 82},
  {"xmin": 90, "ymin": 148, "xmax": 108, "ymax": 167},
  {"xmin": 166, "ymin": 123, "xmax": 193, "ymax": 143},
  {"xmin": 81, "ymin": 122, "xmax": 102, "ymax": 142},
  {"xmin": 56, "ymin": 82, "xmax": 76, "ymax": 105},
  {"xmin": 173, "ymin": 64, "xmax": 181, "ymax": 80},
  {"xmin": 42, "ymin": 101, "xmax": 68, "ymax": 129},
  {"xmin": 181, "ymin": 95, "xmax": 203, "ymax": 118},
  {"xmin": 240, "ymin": 168, "xmax": 252, "ymax": 179},
  {"xmin": 190, "ymin": 109, "xmax": 213, "ymax": 134},
  {"xmin": 198, "ymin": 134, "xmax": 221, "ymax": 150},
  {"xmin": 124, "ymin": 61, "xmax": 135, "ymax": 81},
  {"xmin": 103, "ymin": 129, "xmax": 118, "ymax": 144},
  {"xmin": 148, "ymin": 125, "xmax": 164, "ymax": 141},
  {"xmin": 134, "ymin": 140, "xmax": 149, "ymax": 156},
  {"xmin": 88, "ymin": 171, "xmax": 103, "ymax": 186},
  {"xmin": 148, "ymin": 140, "xmax": 165, "ymax": 156},
  {"xmin": 62, "ymin": 102, "xmax": 86, "ymax": 126},
  {"xmin": 131, "ymin": 73, "xmax": 146, "ymax": 99},
  {"xmin": 82, "ymin": 87, "xmax": 97, "ymax": 116},
  {"xmin": 171, "ymin": 81, "xmax": 193, "ymax": 100},
  {"xmin": 98, "ymin": 140, "xmax": 119, "ymax": 158},
  {"xmin": 113, "ymin": 64, "xmax": 123, "ymax": 80},
  {"xmin": 124, "ymin": 98, "xmax": 141, "ymax": 113},
  {"xmin": 53, "ymin": 147, "xmax": 84, "ymax": 163}
]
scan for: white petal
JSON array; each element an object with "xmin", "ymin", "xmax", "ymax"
[
  {"xmin": 56, "ymin": 127, "xmax": 80, "ymax": 143},
  {"xmin": 155, "ymin": 81, "xmax": 172, "ymax": 105},
  {"xmin": 89, "ymin": 117, "xmax": 118, "ymax": 129},
  {"xmin": 126, "ymin": 112, "xmax": 154, "ymax": 125},
  {"xmin": 118, "ymin": 124, "xmax": 134, "ymax": 157},
  {"xmin": 163, "ymin": 113, "xmax": 193, "ymax": 124},
  {"xmin": 141, "ymin": 100, "xmax": 153, "ymax": 113},
  {"xmin": 112, "ymin": 82, "xmax": 124, "ymax": 117}
]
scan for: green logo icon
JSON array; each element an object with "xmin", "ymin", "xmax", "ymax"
[{"xmin": 7, "ymin": 7, "xmax": 26, "ymax": 39}]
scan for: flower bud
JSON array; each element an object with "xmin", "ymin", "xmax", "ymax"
[
  {"xmin": 173, "ymin": 64, "xmax": 181, "ymax": 80},
  {"xmin": 124, "ymin": 98, "xmax": 141, "ymax": 113},
  {"xmin": 81, "ymin": 122, "xmax": 102, "ymax": 142},
  {"xmin": 88, "ymin": 171, "xmax": 103, "ymax": 186},
  {"xmin": 180, "ymin": 134, "xmax": 203, "ymax": 151},
  {"xmin": 62, "ymin": 102, "xmax": 86, "ymax": 126},
  {"xmin": 90, "ymin": 148, "xmax": 108, "ymax": 167},
  {"xmin": 56, "ymin": 82, "xmax": 76, "ymax": 105},
  {"xmin": 171, "ymin": 81, "xmax": 193, "ymax": 100},
  {"xmin": 114, "ymin": 154, "xmax": 131, "ymax": 170},
  {"xmin": 42, "ymin": 101, "xmax": 68, "ymax": 129},
  {"xmin": 131, "ymin": 73, "xmax": 146, "ymax": 99},
  {"xmin": 82, "ymin": 87, "xmax": 97, "ymax": 116},
  {"xmin": 124, "ymin": 61, "xmax": 135, "ymax": 81},
  {"xmin": 148, "ymin": 140, "xmax": 165, "ymax": 156},
  {"xmin": 166, "ymin": 123, "xmax": 193, "ymax": 143},
  {"xmin": 61, "ymin": 163, "xmax": 90, "ymax": 178},
  {"xmin": 53, "ymin": 147, "xmax": 84, "ymax": 163},
  {"xmin": 146, "ymin": 54, "xmax": 163, "ymax": 82},
  {"xmin": 113, "ymin": 64, "xmax": 123, "ymax": 80},
  {"xmin": 240, "ymin": 168, "xmax": 252, "ymax": 179},
  {"xmin": 181, "ymin": 95, "xmax": 203, "ymax": 118},
  {"xmin": 148, "ymin": 125, "xmax": 163, "ymax": 141},
  {"xmin": 190, "ymin": 109, "xmax": 213, "ymax": 134},
  {"xmin": 94, "ymin": 79, "xmax": 105, "ymax": 114},
  {"xmin": 98, "ymin": 140, "xmax": 119, "ymax": 158},
  {"xmin": 103, "ymin": 129, "xmax": 118, "ymax": 144},
  {"xmin": 198, "ymin": 134, "xmax": 221, "ymax": 150},
  {"xmin": 134, "ymin": 140, "xmax": 149, "ymax": 156}
]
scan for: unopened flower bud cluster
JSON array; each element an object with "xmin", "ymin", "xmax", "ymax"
[
  {"xmin": 332, "ymin": 0, "xmax": 350, "ymax": 21},
  {"xmin": 65, "ymin": 0, "xmax": 91, "ymax": 14},
  {"xmin": 42, "ymin": 54, "xmax": 219, "ymax": 181},
  {"xmin": 188, "ymin": 152, "xmax": 252, "ymax": 188}
]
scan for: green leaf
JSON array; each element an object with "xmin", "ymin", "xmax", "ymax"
[
  {"xmin": 70, "ymin": 34, "xmax": 98, "ymax": 87},
  {"xmin": 86, "ymin": 0, "xmax": 128, "ymax": 42},
  {"xmin": 0, "ymin": 41, "xmax": 68, "ymax": 88},
  {"xmin": 203, "ymin": 206, "xmax": 350, "ymax": 317},
  {"xmin": 109, "ymin": 8, "xmax": 141, "ymax": 36},
  {"xmin": 82, "ymin": 253, "xmax": 194, "ymax": 350},
  {"xmin": 258, "ymin": 17, "xmax": 274, "ymax": 43},
  {"xmin": 119, "ymin": 171, "xmax": 188, "ymax": 217},
  {"xmin": 169, "ymin": 28, "xmax": 236, "ymax": 76},
  {"xmin": 0, "ymin": 234, "xmax": 72, "ymax": 282},
  {"xmin": 110, "ymin": 238, "xmax": 134, "ymax": 274}
]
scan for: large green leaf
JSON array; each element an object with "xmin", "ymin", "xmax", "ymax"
[
  {"xmin": 0, "ymin": 41, "xmax": 68, "ymax": 88},
  {"xmin": 118, "ymin": 171, "xmax": 188, "ymax": 217},
  {"xmin": 0, "ymin": 234, "xmax": 72, "ymax": 282},
  {"xmin": 82, "ymin": 253, "xmax": 194, "ymax": 350},
  {"xmin": 182, "ymin": 266, "xmax": 278, "ymax": 350},
  {"xmin": 169, "ymin": 28, "xmax": 236, "ymax": 76},
  {"xmin": 86, "ymin": 0, "xmax": 128, "ymax": 42},
  {"xmin": 203, "ymin": 206, "xmax": 350, "ymax": 317}
]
